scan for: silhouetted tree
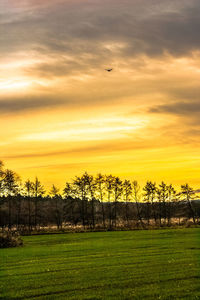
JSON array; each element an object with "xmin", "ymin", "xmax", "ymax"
[
  {"xmin": 181, "ymin": 184, "xmax": 196, "ymax": 224},
  {"xmin": 132, "ymin": 181, "xmax": 144, "ymax": 228},
  {"xmin": 3, "ymin": 169, "xmax": 20, "ymax": 229},
  {"xmin": 0, "ymin": 161, "xmax": 4, "ymax": 196},
  {"xmin": 24, "ymin": 180, "xmax": 34, "ymax": 231},
  {"xmin": 32, "ymin": 177, "xmax": 45, "ymax": 229},
  {"xmin": 123, "ymin": 180, "xmax": 132, "ymax": 226},
  {"xmin": 63, "ymin": 182, "xmax": 74, "ymax": 198},
  {"xmin": 85, "ymin": 174, "xmax": 96, "ymax": 229},
  {"xmin": 73, "ymin": 174, "xmax": 89, "ymax": 227},
  {"xmin": 166, "ymin": 184, "xmax": 176, "ymax": 226},
  {"xmin": 0, "ymin": 161, "xmax": 5, "ymax": 229},
  {"xmin": 50, "ymin": 185, "xmax": 64, "ymax": 229},
  {"xmin": 143, "ymin": 181, "xmax": 156, "ymax": 225},
  {"xmin": 95, "ymin": 174, "xmax": 106, "ymax": 228},
  {"xmin": 113, "ymin": 177, "xmax": 123, "ymax": 227},
  {"xmin": 158, "ymin": 182, "xmax": 168, "ymax": 225},
  {"xmin": 105, "ymin": 175, "xmax": 115, "ymax": 229},
  {"xmin": 63, "ymin": 182, "xmax": 79, "ymax": 226}
]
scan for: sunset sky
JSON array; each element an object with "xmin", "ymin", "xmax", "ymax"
[{"xmin": 1, "ymin": 0, "xmax": 200, "ymax": 189}]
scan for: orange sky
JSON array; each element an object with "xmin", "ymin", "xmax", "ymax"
[{"xmin": 1, "ymin": 0, "xmax": 200, "ymax": 190}]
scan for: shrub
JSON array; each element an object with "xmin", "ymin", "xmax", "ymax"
[{"xmin": 0, "ymin": 232, "xmax": 23, "ymax": 248}]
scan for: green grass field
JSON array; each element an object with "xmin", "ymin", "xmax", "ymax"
[{"xmin": 1, "ymin": 229, "xmax": 200, "ymax": 299}]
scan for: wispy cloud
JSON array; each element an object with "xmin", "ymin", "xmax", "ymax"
[{"xmin": 150, "ymin": 101, "xmax": 200, "ymax": 116}]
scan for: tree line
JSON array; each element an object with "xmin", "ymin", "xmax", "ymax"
[{"xmin": 0, "ymin": 160, "xmax": 200, "ymax": 232}]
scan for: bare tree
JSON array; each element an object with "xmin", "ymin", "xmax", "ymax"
[
  {"xmin": 181, "ymin": 184, "xmax": 196, "ymax": 224},
  {"xmin": 105, "ymin": 175, "xmax": 115, "ymax": 229},
  {"xmin": 143, "ymin": 181, "xmax": 156, "ymax": 225},
  {"xmin": 158, "ymin": 182, "xmax": 168, "ymax": 225},
  {"xmin": 50, "ymin": 185, "xmax": 64, "ymax": 229},
  {"xmin": 123, "ymin": 180, "xmax": 132, "ymax": 226},
  {"xmin": 0, "ymin": 161, "xmax": 5, "ymax": 229},
  {"xmin": 63, "ymin": 182, "xmax": 79, "ymax": 226},
  {"xmin": 112, "ymin": 177, "xmax": 123, "ymax": 227},
  {"xmin": 85, "ymin": 173, "xmax": 96, "ymax": 229},
  {"xmin": 73, "ymin": 174, "xmax": 89, "ymax": 228},
  {"xmin": 24, "ymin": 180, "xmax": 34, "ymax": 231},
  {"xmin": 0, "ymin": 161, "xmax": 5, "ymax": 196},
  {"xmin": 166, "ymin": 184, "xmax": 176, "ymax": 226},
  {"xmin": 32, "ymin": 177, "xmax": 45, "ymax": 229},
  {"xmin": 95, "ymin": 174, "xmax": 106, "ymax": 228},
  {"xmin": 132, "ymin": 181, "xmax": 144, "ymax": 228},
  {"xmin": 3, "ymin": 169, "xmax": 20, "ymax": 229}
]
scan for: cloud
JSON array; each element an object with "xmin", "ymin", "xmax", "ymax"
[
  {"xmin": 0, "ymin": 96, "xmax": 65, "ymax": 113},
  {"xmin": 149, "ymin": 101, "xmax": 200, "ymax": 115},
  {"xmin": 1, "ymin": 0, "xmax": 200, "ymax": 60},
  {"xmin": 149, "ymin": 99, "xmax": 200, "ymax": 131},
  {"xmin": 1, "ymin": 137, "xmax": 171, "ymax": 160}
]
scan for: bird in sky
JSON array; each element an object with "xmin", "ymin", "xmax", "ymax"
[{"xmin": 105, "ymin": 68, "xmax": 113, "ymax": 72}]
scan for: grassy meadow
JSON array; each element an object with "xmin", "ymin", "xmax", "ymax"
[{"xmin": 1, "ymin": 229, "xmax": 200, "ymax": 299}]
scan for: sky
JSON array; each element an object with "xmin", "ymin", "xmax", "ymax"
[{"xmin": 1, "ymin": 0, "xmax": 200, "ymax": 189}]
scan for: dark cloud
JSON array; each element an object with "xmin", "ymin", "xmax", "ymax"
[
  {"xmin": 0, "ymin": 96, "xmax": 65, "ymax": 114},
  {"xmin": 1, "ymin": 0, "xmax": 200, "ymax": 115},
  {"xmin": 150, "ymin": 101, "xmax": 200, "ymax": 115},
  {"xmin": 1, "ymin": 0, "xmax": 200, "ymax": 59},
  {"xmin": 0, "ymin": 82, "xmax": 134, "ymax": 113},
  {"xmin": 166, "ymin": 86, "xmax": 200, "ymax": 102}
]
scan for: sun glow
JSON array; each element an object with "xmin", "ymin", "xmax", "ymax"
[
  {"xmin": 18, "ymin": 117, "xmax": 148, "ymax": 142},
  {"xmin": 0, "ymin": 80, "xmax": 31, "ymax": 91}
]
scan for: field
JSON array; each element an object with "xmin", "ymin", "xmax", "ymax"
[{"xmin": 1, "ymin": 229, "xmax": 200, "ymax": 299}]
